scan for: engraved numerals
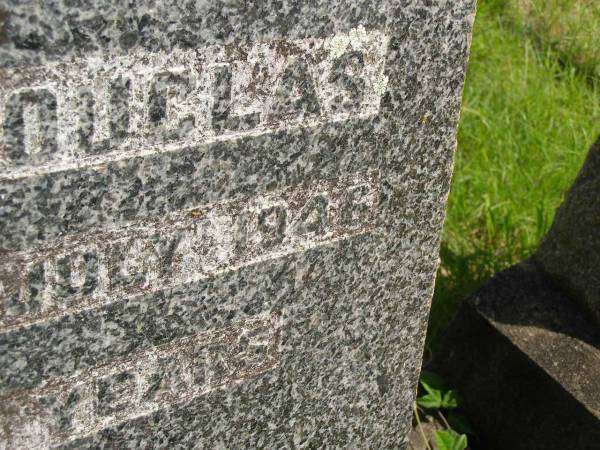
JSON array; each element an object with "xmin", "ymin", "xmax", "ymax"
[{"xmin": 0, "ymin": 172, "xmax": 379, "ymax": 330}]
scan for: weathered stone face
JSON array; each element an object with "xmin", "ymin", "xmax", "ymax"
[
  {"xmin": 536, "ymin": 137, "xmax": 600, "ymax": 328},
  {"xmin": 0, "ymin": 1, "xmax": 475, "ymax": 448}
]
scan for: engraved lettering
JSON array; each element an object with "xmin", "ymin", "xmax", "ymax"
[
  {"xmin": 255, "ymin": 204, "xmax": 287, "ymax": 249},
  {"xmin": 75, "ymin": 87, "xmax": 95, "ymax": 153},
  {"xmin": 148, "ymin": 70, "xmax": 196, "ymax": 140},
  {"xmin": 54, "ymin": 252, "xmax": 99, "ymax": 298},
  {"xmin": 211, "ymin": 64, "xmax": 260, "ymax": 133},
  {"xmin": 108, "ymin": 75, "xmax": 131, "ymax": 142},
  {"xmin": 96, "ymin": 371, "xmax": 137, "ymax": 417},
  {"xmin": 3, "ymin": 88, "xmax": 57, "ymax": 164},
  {"xmin": 341, "ymin": 183, "xmax": 378, "ymax": 228},
  {"xmin": 0, "ymin": 171, "xmax": 379, "ymax": 330},
  {"xmin": 0, "ymin": 27, "xmax": 389, "ymax": 177},
  {"xmin": 329, "ymin": 50, "xmax": 366, "ymax": 113},
  {"xmin": 152, "ymin": 233, "xmax": 183, "ymax": 279},
  {"xmin": 0, "ymin": 312, "xmax": 281, "ymax": 448},
  {"xmin": 269, "ymin": 56, "xmax": 320, "ymax": 120},
  {"xmin": 235, "ymin": 321, "xmax": 275, "ymax": 374},
  {"xmin": 23, "ymin": 260, "xmax": 45, "ymax": 315},
  {"xmin": 202, "ymin": 343, "xmax": 233, "ymax": 386},
  {"xmin": 141, "ymin": 353, "xmax": 193, "ymax": 404},
  {"xmin": 291, "ymin": 194, "xmax": 329, "ymax": 236},
  {"xmin": 38, "ymin": 383, "xmax": 94, "ymax": 435}
]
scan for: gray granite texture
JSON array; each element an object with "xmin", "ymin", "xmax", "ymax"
[
  {"xmin": 0, "ymin": 1, "xmax": 475, "ymax": 448},
  {"xmin": 536, "ymin": 136, "xmax": 600, "ymax": 327}
]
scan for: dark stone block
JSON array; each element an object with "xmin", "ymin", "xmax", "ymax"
[
  {"xmin": 537, "ymin": 137, "xmax": 600, "ymax": 327},
  {"xmin": 436, "ymin": 261, "xmax": 600, "ymax": 450}
]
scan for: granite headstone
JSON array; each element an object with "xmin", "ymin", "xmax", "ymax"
[{"xmin": 0, "ymin": 1, "xmax": 475, "ymax": 448}]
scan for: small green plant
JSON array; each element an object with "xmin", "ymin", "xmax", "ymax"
[
  {"xmin": 416, "ymin": 371, "xmax": 461, "ymax": 410},
  {"xmin": 434, "ymin": 430, "xmax": 468, "ymax": 450},
  {"xmin": 412, "ymin": 370, "xmax": 473, "ymax": 450}
]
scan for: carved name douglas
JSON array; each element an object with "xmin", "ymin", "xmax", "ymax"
[{"xmin": 0, "ymin": 27, "xmax": 388, "ymax": 177}]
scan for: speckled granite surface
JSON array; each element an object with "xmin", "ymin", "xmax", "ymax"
[{"xmin": 0, "ymin": 1, "xmax": 474, "ymax": 448}]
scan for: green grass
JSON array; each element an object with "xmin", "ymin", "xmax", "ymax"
[
  {"xmin": 426, "ymin": 0, "xmax": 600, "ymax": 350},
  {"xmin": 509, "ymin": 0, "xmax": 600, "ymax": 82}
]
